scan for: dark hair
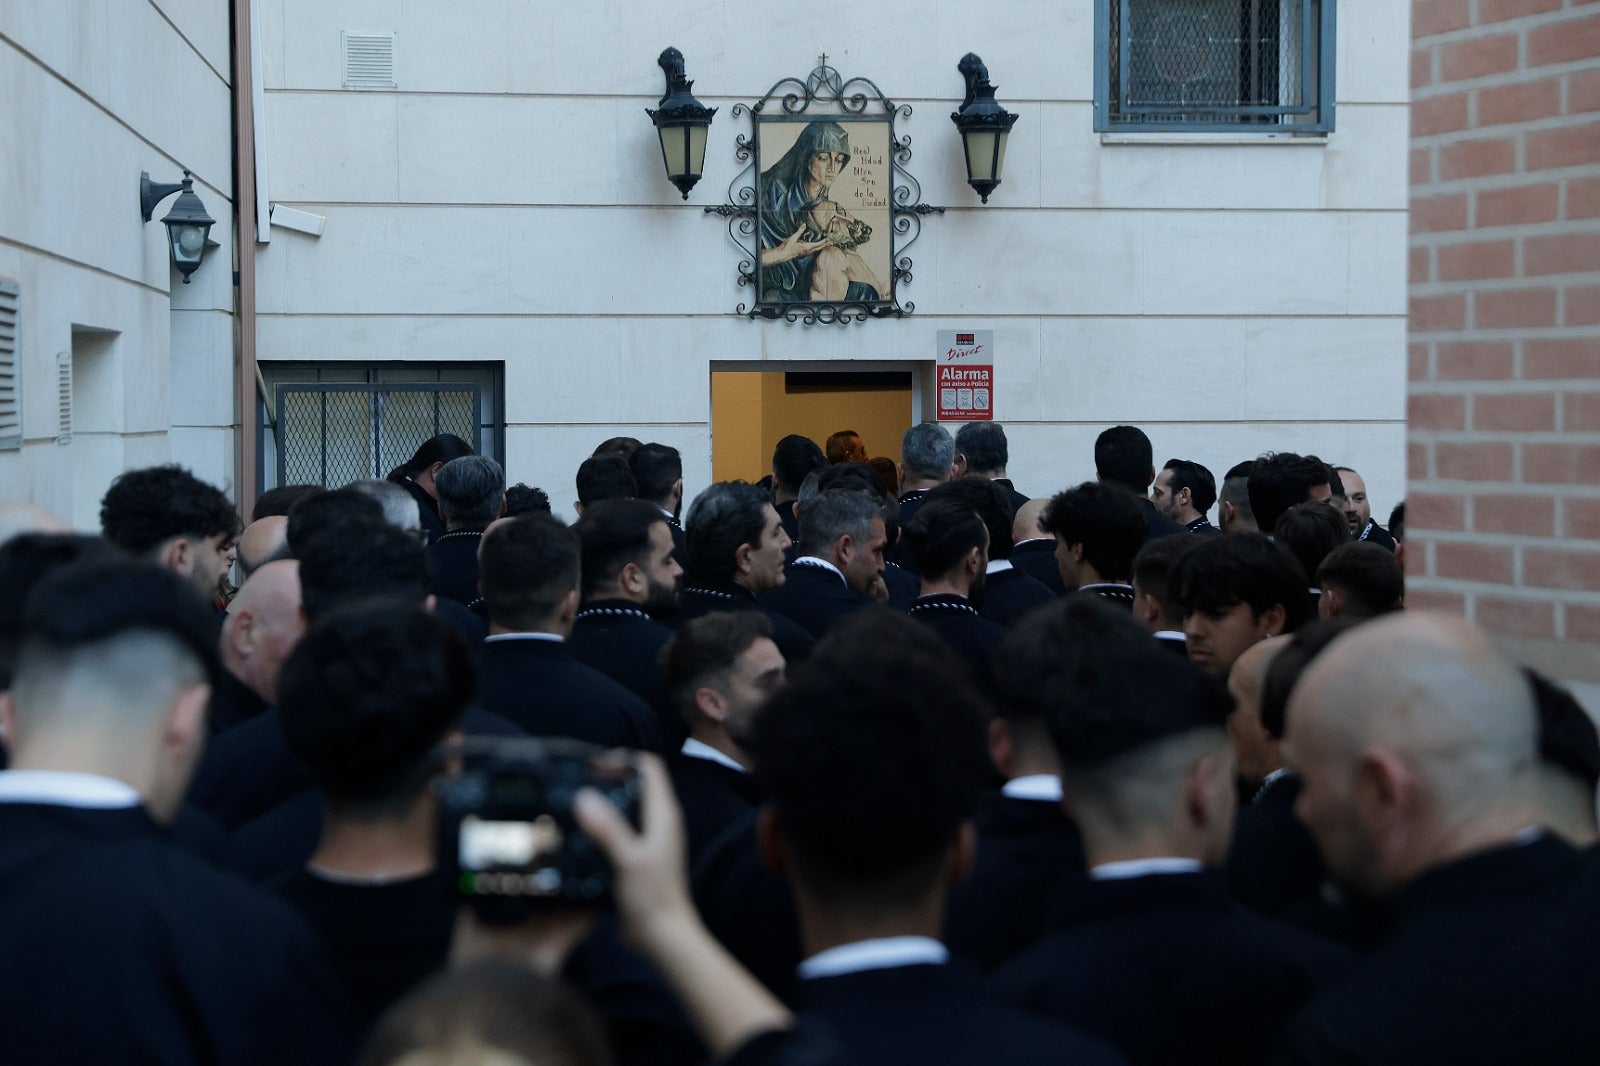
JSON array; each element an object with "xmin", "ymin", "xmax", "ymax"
[
  {"xmin": 1221, "ymin": 460, "xmax": 1257, "ymax": 527},
  {"xmin": 0, "ymin": 534, "xmax": 126, "ymax": 688},
  {"xmin": 954, "ymin": 422, "xmax": 1009, "ymax": 475},
  {"xmin": 592, "ymin": 436, "xmax": 643, "ymax": 459},
  {"xmin": 995, "ymin": 596, "xmax": 1154, "ymax": 728},
  {"xmin": 1526, "ymin": 668, "xmax": 1600, "ymax": 788},
  {"xmin": 99, "ymin": 465, "xmax": 241, "ymax": 558},
  {"xmin": 684, "ymin": 481, "xmax": 771, "ymax": 586},
  {"xmin": 628, "ymin": 443, "xmax": 683, "ymax": 507},
  {"xmin": 286, "ymin": 489, "xmax": 387, "ymax": 558},
  {"xmin": 1161, "ymin": 459, "xmax": 1218, "ymax": 515},
  {"xmin": 1131, "ymin": 534, "xmax": 1198, "ymax": 624},
  {"xmin": 749, "ymin": 610, "xmax": 989, "ymax": 902},
  {"xmin": 1274, "ymin": 501, "xmax": 1350, "ymax": 584},
  {"xmin": 925, "ymin": 475, "xmax": 1015, "ymax": 558},
  {"xmin": 1389, "ymin": 500, "xmax": 1406, "ymax": 543},
  {"xmin": 298, "ymin": 521, "xmax": 434, "ymax": 622},
  {"xmin": 1316, "ymin": 542, "xmax": 1404, "ymax": 619},
  {"xmin": 1041, "ymin": 482, "xmax": 1148, "ymax": 583},
  {"xmin": 573, "ymin": 498, "xmax": 663, "ymax": 599},
  {"xmin": 868, "ymin": 456, "xmax": 900, "ymax": 497},
  {"xmin": 772, "ymin": 434, "xmax": 826, "ymax": 492},
  {"xmin": 359, "ymin": 962, "xmax": 613, "ymax": 1066},
  {"xmin": 253, "ymin": 484, "xmax": 322, "ymax": 521},
  {"xmin": 505, "ymin": 483, "xmax": 553, "ymax": 517},
  {"xmin": 478, "ymin": 514, "xmax": 579, "ymax": 630},
  {"xmin": 663, "ymin": 611, "xmax": 774, "ymax": 722},
  {"xmin": 576, "ymin": 455, "xmax": 637, "ymax": 507},
  {"xmin": 434, "ymin": 455, "xmax": 505, "ymax": 526},
  {"xmin": 903, "ymin": 498, "xmax": 988, "ymax": 581},
  {"xmin": 1175, "ymin": 533, "xmax": 1312, "ymax": 633},
  {"xmin": 278, "ymin": 603, "xmax": 472, "ymax": 812},
  {"xmin": 824, "ymin": 430, "xmax": 862, "ymax": 464},
  {"xmin": 1247, "ymin": 452, "xmax": 1331, "ymax": 533},
  {"xmin": 387, "ymin": 434, "xmax": 474, "ymax": 482},
  {"xmin": 1260, "ymin": 617, "xmax": 1360, "ymax": 739},
  {"xmin": 1094, "ymin": 426, "xmax": 1155, "ymax": 493}
]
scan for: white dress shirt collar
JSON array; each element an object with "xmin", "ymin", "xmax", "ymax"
[
  {"xmin": 680, "ymin": 737, "xmax": 746, "ymax": 773},
  {"xmin": 792, "ymin": 556, "xmax": 847, "ymax": 585},
  {"xmin": 1090, "ymin": 857, "xmax": 1204, "ymax": 881},
  {"xmin": 484, "ymin": 632, "xmax": 565, "ymax": 644},
  {"xmin": 1154, "ymin": 630, "xmax": 1186, "ymax": 643},
  {"xmin": 1001, "ymin": 774, "xmax": 1062, "ymax": 803},
  {"xmin": 985, "ymin": 559, "xmax": 1014, "ymax": 575},
  {"xmin": 0, "ymin": 770, "xmax": 140, "ymax": 809},
  {"xmin": 798, "ymin": 936, "xmax": 949, "ymax": 980}
]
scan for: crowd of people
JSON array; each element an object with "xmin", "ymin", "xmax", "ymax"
[{"xmin": 0, "ymin": 419, "xmax": 1597, "ymax": 1064}]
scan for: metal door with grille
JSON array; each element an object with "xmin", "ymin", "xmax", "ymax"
[{"xmin": 274, "ymin": 383, "xmax": 481, "ymax": 487}]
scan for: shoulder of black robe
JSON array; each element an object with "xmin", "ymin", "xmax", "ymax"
[
  {"xmin": 800, "ymin": 964, "xmax": 1125, "ymax": 1066},
  {"xmin": 992, "ymin": 871, "xmax": 1350, "ymax": 1066},
  {"xmin": 725, "ymin": 1023, "xmax": 852, "ymax": 1066},
  {"xmin": 758, "ymin": 564, "xmax": 874, "ymax": 641},
  {"xmin": 562, "ymin": 914, "xmax": 707, "ymax": 1066},
  {"xmin": 906, "ymin": 595, "xmax": 1004, "ymax": 707},
  {"xmin": 168, "ymin": 800, "xmax": 239, "ymax": 870},
  {"xmin": 1139, "ymin": 498, "xmax": 1184, "ymax": 544},
  {"xmin": 1356, "ymin": 518, "xmax": 1397, "ymax": 552},
  {"xmin": 1074, "ymin": 584, "xmax": 1137, "ymax": 611},
  {"xmin": 881, "ymin": 562, "xmax": 920, "ymax": 608},
  {"xmin": 977, "ymin": 567, "xmax": 1057, "ymax": 628},
  {"xmin": 1009, "ymin": 539, "xmax": 1068, "ymax": 597},
  {"xmin": 945, "ymin": 792, "xmax": 1087, "ymax": 972},
  {"xmin": 0, "ymin": 803, "xmax": 354, "ymax": 1065},
  {"xmin": 399, "ymin": 477, "xmax": 447, "ymax": 545},
  {"xmin": 272, "ymin": 867, "xmax": 456, "ymax": 1034},
  {"xmin": 668, "ymin": 753, "xmax": 760, "ymax": 869},
  {"xmin": 776, "ymin": 502, "xmax": 801, "ymax": 560},
  {"xmin": 478, "ymin": 638, "xmax": 659, "ymax": 750},
  {"xmin": 1276, "ymin": 836, "xmax": 1600, "ymax": 1066},
  {"xmin": 691, "ymin": 808, "xmax": 803, "ymax": 1004},
  {"xmin": 432, "ymin": 594, "xmax": 489, "ymax": 644},
  {"xmin": 667, "ymin": 518, "xmax": 688, "ymax": 569},
  {"xmin": 428, "ymin": 528, "xmax": 486, "ymax": 605},
  {"xmin": 1185, "ymin": 516, "xmax": 1222, "ymax": 537},
  {"xmin": 1227, "ymin": 772, "xmax": 1326, "ymax": 918},
  {"xmin": 672, "ymin": 585, "xmax": 817, "ymax": 666},
  {"xmin": 992, "ymin": 478, "xmax": 1031, "ymax": 517},
  {"xmin": 234, "ymin": 787, "xmax": 323, "ymax": 884},
  {"xmin": 209, "ymin": 668, "xmax": 270, "ymax": 736},
  {"xmin": 888, "ymin": 491, "xmax": 931, "ymax": 573},
  {"xmin": 187, "ymin": 708, "xmax": 312, "ymax": 830}
]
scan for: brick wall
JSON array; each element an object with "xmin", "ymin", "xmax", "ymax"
[{"xmin": 1409, "ymin": 0, "xmax": 1600, "ymax": 680}]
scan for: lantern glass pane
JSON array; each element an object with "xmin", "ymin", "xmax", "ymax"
[
  {"xmin": 964, "ymin": 131, "xmax": 999, "ymax": 182},
  {"xmin": 687, "ymin": 124, "xmax": 708, "ymax": 178},
  {"xmin": 659, "ymin": 126, "xmax": 689, "ymax": 178},
  {"xmin": 994, "ymin": 130, "xmax": 1010, "ymax": 181}
]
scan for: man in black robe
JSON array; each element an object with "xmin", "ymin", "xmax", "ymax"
[{"xmin": 429, "ymin": 454, "xmax": 507, "ymax": 606}]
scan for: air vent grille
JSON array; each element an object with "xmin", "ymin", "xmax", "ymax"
[
  {"xmin": 55, "ymin": 351, "xmax": 71, "ymax": 445},
  {"xmin": 0, "ymin": 281, "xmax": 19, "ymax": 450},
  {"xmin": 343, "ymin": 32, "xmax": 395, "ymax": 89}
]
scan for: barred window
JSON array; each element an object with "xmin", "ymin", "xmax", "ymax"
[{"xmin": 1098, "ymin": 0, "xmax": 1335, "ymax": 132}]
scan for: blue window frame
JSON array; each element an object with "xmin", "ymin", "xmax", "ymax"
[{"xmin": 1095, "ymin": 0, "xmax": 1336, "ymax": 133}]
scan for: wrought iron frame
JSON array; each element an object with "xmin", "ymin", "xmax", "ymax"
[
  {"xmin": 272, "ymin": 382, "xmax": 482, "ymax": 488},
  {"xmin": 705, "ymin": 56, "xmax": 944, "ymax": 325}
]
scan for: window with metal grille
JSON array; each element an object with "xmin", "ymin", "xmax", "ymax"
[
  {"xmin": 0, "ymin": 281, "xmax": 19, "ymax": 450},
  {"xmin": 1097, "ymin": 0, "xmax": 1334, "ymax": 132}
]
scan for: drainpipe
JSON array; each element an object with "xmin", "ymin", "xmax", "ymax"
[{"xmin": 230, "ymin": 0, "xmax": 259, "ymax": 517}]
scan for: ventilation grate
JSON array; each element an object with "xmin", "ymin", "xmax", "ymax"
[
  {"xmin": 55, "ymin": 351, "xmax": 71, "ymax": 445},
  {"xmin": 342, "ymin": 31, "xmax": 395, "ymax": 89},
  {"xmin": 0, "ymin": 281, "xmax": 19, "ymax": 450}
]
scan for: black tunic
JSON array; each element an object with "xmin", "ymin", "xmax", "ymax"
[
  {"xmin": 429, "ymin": 526, "xmax": 487, "ymax": 605},
  {"xmin": 1185, "ymin": 516, "xmax": 1222, "ymax": 536},
  {"xmin": 672, "ymin": 582, "xmax": 816, "ymax": 665},
  {"xmin": 398, "ymin": 477, "xmax": 447, "ymax": 544},
  {"xmin": 668, "ymin": 750, "xmax": 761, "ymax": 868},
  {"xmin": 759, "ymin": 561, "xmax": 875, "ymax": 641},
  {"xmin": 977, "ymin": 565, "xmax": 1057, "ymax": 628},
  {"xmin": 1226, "ymin": 771, "xmax": 1325, "ymax": 918},
  {"xmin": 478, "ymin": 635, "xmax": 660, "ymax": 751},
  {"xmin": 567, "ymin": 600, "xmax": 676, "ymax": 752},
  {"xmin": 1010, "ymin": 538, "xmax": 1068, "ymax": 596},
  {"xmin": 906, "ymin": 594, "xmax": 1004, "ymax": 705}
]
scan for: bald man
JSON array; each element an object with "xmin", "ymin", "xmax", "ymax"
[
  {"xmin": 235, "ymin": 515, "xmax": 290, "ymax": 581},
  {"xmin": 1009, "ymin": 498, "xmax": 1066, "ymax": 596},
  {"xmin": 213, "ymin": 560, "xmax": 304, "ymax": 734},
  {"xmin": 1276, "ymin": 612, "xmax": 1600, "ymax": 1063}
]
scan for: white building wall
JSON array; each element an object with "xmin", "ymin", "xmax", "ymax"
[
  {"xmin": 0, "ymin": 0, "xmax": 237, "ymax": 526},
  {"xmin": 256, "ymin": 0, "xmax": 1409, "ymax": 521}
]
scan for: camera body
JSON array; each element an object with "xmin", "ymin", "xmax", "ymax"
[{"xmin": 435, "ymin": 738, "xmax": 640, "ymax": 923}]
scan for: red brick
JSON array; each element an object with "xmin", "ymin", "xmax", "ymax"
[
  {"xmin": 1412, "ymin": 47, "xmax": 1434, "ymax": 90},
  {"xmin": 1477, "ymin": 596, "xmax": 1557, "ymax": 640},
  {"xmin": 1438, "ymin": 239, "xmax": 1516, "ymax": 281},
  {"xmin": 1566, "ymin": 393, "xmax": 1600, "ymax": 432},
  {"xmin": 1564, "ymin": 604, "xmax": 1600, "ymax": 644},
  {"xmin": 1528, "ymin": 126, "xmax": 1600, "ymax": 171},
  {"xmin": 1412, "ymin": 192, "xmax": 1469, "ymax": 234},
  {"xmin": 1524, "ymin": 233, "xmax": 1600, "ymax": 276},
  {"xmin": 1410, "ymin": 491, "xmax": 1468, "ymax": 531},
  {"xmin": 1414, "ymin": 91, "xmax": 1472, "ymax": 136},
  {"xmin": 1571, "ymin": 68, "xmax": 1600, "ymax": 115},
  {"xmin": 1525, "ymin": 547, "xmax": 1600, "ymax": 592},
  {"xmin": 1474, "ymin": 391, "xmax": 1557, "ymax": 431},
  {"xmin": 1525, "ymin": 337, "xmax": 1600, "ymax": 378},
  {"xmin": 1436, "ymin": 541, "xmax": 1515, "ymax": 583},
  {"xmin": 1565, "ymin": 284, "xmax": 1600, "ymax": 326},
  {"xmin": 1409, "ymin": 442, "xmax": 1430, "ymax": 481},
  {"xmin": 1477, "ymin": 183, "xmax": 1560, "ymax": 227},
  {"xmin": 1411, "ymin": 293, "xmax": 1468, "ymax": 332},
  {"xmin": 1407, "ymin": 588, "xmax": 1467, "ymax": 614},
  {"xmin": 1524, "ymin": 443, "xmax": 1600, "ymax": 484},
  {"xmin": 1562, "ymin": 497, "xmax": 1600, "ymax": 540},
  {"xmin": 1440, "ymin": 33, "xmax": 1521, "ymax": 81},
  {"xmin": 1411, "ymin": 147, "xmax": 1434, "ymax": 187},
  {"xmin": 1410, "ymin": 341, "xmax": 1432, "ymax": 380},
  {"xmin": 1475, "ymin": 493, "xmax": 1556, "ymax": 536},
  {"xmin": 1477, "ymin": 78, "xmax": 1563, "ymax": 127},
  {"xmin": 1437, "ymin": 340, "xmax": 1515, "ymax": 380},
  {"xmin": 1415, "ymin": 0, "xmax": 1475, "ymax": 37},
  {"xmin": 1410, "ymin": 244, "xmax": 1433, "ymax": 284},
  {"xmin": 1569, "ymin": 178, "xmax": 1600, "ymax": 219},
  {"xmin": 1475, "ymin": 287, "xmax": 1559, "ymax": 329},
  {"xmin": 1527, "ymin": 13, "xmax": 1600, "ymax": 67},
  {"xmin": 1477, "ymin": 0, "xmax": 1564, "ymax": 23},
  {"xmin": 1439, "ymin": 136, "xmax": 1518, "ymax": 180},
  {"xmin": 1436, "ymin": 441, "xmax": 1516, "ymax": 481},
  {"xmin": 1410, "ymin": 392, "xmax": 1468, "ymax": 430}
]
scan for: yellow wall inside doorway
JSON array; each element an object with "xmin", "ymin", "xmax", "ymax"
[{"xmin": 710, "ymin": 372, "xmax": 913, "ymax": 484}]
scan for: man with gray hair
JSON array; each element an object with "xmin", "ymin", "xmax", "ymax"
[
  {"xmin": 1276, "ymin": 612, "xmax": 1600, "ymax": 1062},
  {"xmin": 347, "ymin": 478, "xmax": 425, "ymax": 536},
  {"xmin": 954, "ymin": 422, "xmax": 1028, "ymax": 514},
  {"xmin": 760, "ymin": 488, "xmax": 886, "ymax": 639},
  {"xmin": 429, "ymin": 454, "xmax": 506, "ymax": 605},
  {"xmin": 893, "ymin": 422, "xmax": 956, "ymax": 571}
]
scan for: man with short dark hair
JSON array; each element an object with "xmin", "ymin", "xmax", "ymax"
[
  {"xmin": 630, "ymin": 442, "xmax": 687, "ymax": 564},
  {"xmin": 504, "ymin": 482, "xmax": 552, "ymax": 516},
  {"xmin": 759, "ymin": 488, "xmax": 886, "ymax": 639},
  {"xmin": 593, "ymin": 436, "xmax": 643, "ymax": 459},
  {"xmin": 1042, "ymin": 482, "xmax": 1148, "ymax": 607},
  {"xmin": 925, "ymin": 476, "xmax": 1053, "ymax": 627},
  {"xmin": 1152, "ymin": 459, "xmax": 1220, "ymax": 536},
  {"xmin": 574, "ymin": 454, "xmax": 637, "ymax": 517},
  {"xmin": 1274, "ymin": 501, "xmax": 1350, "ymax": 613},
  {"xmin": 285, "ymin": 488, "xmax": 386, "ymax": 558},
  {"xmin": 1331, "ymin": 465, "xmax": 1396, "ymax": 551},
  {"xmin": 476, "ymin": 514, "xmax": 659, "ymax": 750},
  {"xmin": 824, "ymin": 430, "xmax": 867, "ymax": 465},
  {"xmin": 430, "ymin": 454, "xmax": 507, "ymax": 605},
  {"xmin": 1246, "ymin": 452, "xmax": 1334, "ymax": 535},
  {"xmin": 1316, "ymin": 541, "xmax": 1404, "ymax": 620},
  {"xmin": 770, "ymin": 434, "xmax": 827, "ymax": 547},
  {"xmin": 99, "ymin": 464, "xmax": 241, "ymax": 597},
  {"xmin": 902, "ymin": 498, "xmax": 1006, "ymax": 701},
  {"xmin": 1131, "ymin": 535, "xmax": 1195, "ymax": 654},
  {"xmin": 1094, "ymin": 426, "xmax": 1183, "ymax": 542},
  {"xmin": 0, "ymin": 561, "xmax": 351, "ymax": 1064},
  {"xmin": 1219, "ymin": 460, "xmax": 1258, "ymax": 534},
  {"xmin": 1174, "ymin": 533, "xmax": 1310, "ymax": 679},
  {"xmin": 677, "ymin": 481, "xmax": 815, "ymax": 664},
  {"xmin": 954, "ymin": 422, "xmax": 1029, "ymax": 514},
  {"xmin": 253, "ymin": 483, "xmax": 322, "ymax": 521}
]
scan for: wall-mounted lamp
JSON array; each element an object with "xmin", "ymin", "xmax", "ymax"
[
  {"xmin": 140, "ymin": 170, "xmax": 215, "ymax": 283},
  {"xmin": 646, "ymin": 48, "xmax": 717, "ymax": 200},
  {"xmin": 950, "ymin": 54, "xmax": 1019, "ymax": 204}
]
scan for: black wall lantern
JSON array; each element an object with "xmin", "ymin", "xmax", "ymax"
[
  {"xmin": 950, "ymin": 54, "xmax": 1019, "ymax": 204},
  {"xmin": 647, "ymin": 48, "xmax": 717, "ymax": 200},
  {"xmin": 140, "ymin": 170, "xmax": 215, "ymax": 284}
]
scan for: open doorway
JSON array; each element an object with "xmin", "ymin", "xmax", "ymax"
[{"xmin": 710, "ymin": 367, "xmax": 916, "ymax": 484}]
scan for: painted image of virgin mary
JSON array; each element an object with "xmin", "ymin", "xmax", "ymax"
[{"xmin": 758, "ymin": 121, "xmax": 886, "ymax": 304}]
